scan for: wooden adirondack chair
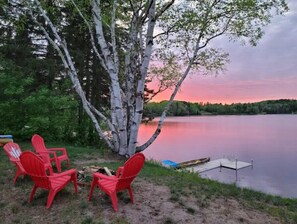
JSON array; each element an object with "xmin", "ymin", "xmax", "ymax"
[
  {"xmin": 3, "ymin": 142, "xmax": 26, "ymax": 185},
  {"xmin": 31, "ymin": 134, "xmax": 70, "ymax": 172},
  {"xmin": 20, "ymin": 151, "xmax": 78, "ymax": 208},
  {"xmin": 88, "ymin": 153, "xmax": 145, "ymax": 212}
]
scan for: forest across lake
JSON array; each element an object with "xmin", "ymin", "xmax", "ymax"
[{"xmin": 143, "ymin": 99, "xmax": 297, "ymax": 119}]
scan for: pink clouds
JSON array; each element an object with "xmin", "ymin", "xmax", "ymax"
[{"xmin": 150, "ymin": 75, "xmax": 297, "ymax": 104}]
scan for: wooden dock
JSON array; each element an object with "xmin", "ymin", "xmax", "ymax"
[{"xmin": 186, "ymin": 158, "xmax": 253, "ymax": 180}]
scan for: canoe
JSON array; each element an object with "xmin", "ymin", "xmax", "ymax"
[
  {"xmin": 0, "ymin": 135, "xmax": 13, "ymax": 139},
  {"xmin": 176, "ymin": 157, "xmax": 210, "ymax": 169},
  {"xmin": 162, "ymin": 157, "xmax": 210, "ymax": 169}
]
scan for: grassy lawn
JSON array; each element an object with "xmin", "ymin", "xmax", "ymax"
[{"xmin": 1, "ymin": 142, "xmax": 297, "ymax": 223}]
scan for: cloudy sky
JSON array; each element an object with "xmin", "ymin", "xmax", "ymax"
[{"xmin": 153, "ymin": 0, "xmax": 297, "ymax": 104}]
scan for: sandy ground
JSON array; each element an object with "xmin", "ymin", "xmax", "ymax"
[{"xmin": 96, "ymin": 179, "xmax": 281, "ymax": 224}]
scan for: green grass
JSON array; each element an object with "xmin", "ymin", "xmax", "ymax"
[{"xmin": 1, "ymin": 142, "xmax": 297, "ymax": 223}]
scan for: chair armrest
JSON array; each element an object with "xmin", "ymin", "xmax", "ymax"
[
  {"xmin": 45, "ymin": 151, "xmax": 58, "ymax": 159},
  {"xmin": 48, "ymin": 147, "xmax": 67, "ymax": 154},
  {"xmin": 44, "ymin": 164, "xmax": 55, "ymax": 175},
  {"xmin": 45, "ymin": 150, "xmax": 56, "ymax": 154},
  {"xmin": 49, "ymin": 169, "xmax": 76, "ymax": 178},
  {"xmin": 9, "ymin": 157, "xmax": 19, "ymax": 162},
  {"xmin": 93, "ymin": 172, "xmax": 117, "ymax": 180},
  {"xmin": 116, "ymin": 167, "xmax": 124, "ymax": 177},
  {"xmin": 38, "ymin": 151, "xmax": 58, "ymax": 163}
]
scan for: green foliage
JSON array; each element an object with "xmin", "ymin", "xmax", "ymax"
[
  {"xmin": 23, "ymin": 87, "xmax": 78, "ymax": 141},
  {"xmin": 0, "ymin": 58, "xmax": 78, "ymax": 142},
  {"xmin": 0, "ymin": 1, "xmax": 110, "ymax": 146}
]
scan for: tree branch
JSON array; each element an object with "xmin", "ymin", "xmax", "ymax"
[
  {"xmin": 111, "ymin": 0, "xmax": 119, "ymax": 73},
  {"xmin": 155, "ymin": 0, "xmax": 175, "ymax": 20}
]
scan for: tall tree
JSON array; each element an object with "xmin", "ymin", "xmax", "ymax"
[
  {"xmin": 0, "ymin": 2, "xmax": 69, "ymax": 141},
  {"xmin": 22, "ymin": 0, "xmax": 288, "ymax": 156}
]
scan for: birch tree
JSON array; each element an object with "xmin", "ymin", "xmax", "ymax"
[{"xmin": 22, "ymin": 0, "xmax": 288, "ymax": 156}]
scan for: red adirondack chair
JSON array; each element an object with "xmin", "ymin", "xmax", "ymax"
[
  {"xmin": 3, "ymin": 142, "xmax": 26, "ymax": 184},
  {"xmin": 31, "ymin": 134, "xmax": 70, "ymax": 172},
  {"xmin": 20, "ymin": 151, "xmax": 78, "ymax": 208},
  {"xmin": 88, "ymin": 153, "xmax": 145, "ymax": 212}
]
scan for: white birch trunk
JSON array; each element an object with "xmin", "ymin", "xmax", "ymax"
[
  {"xmin": 127, "ymin": 0, "xmax": 157, "ymax": 156},
  {"xmin": 92, "ymin": 0, "xmax": 128, "ymax": 155}
]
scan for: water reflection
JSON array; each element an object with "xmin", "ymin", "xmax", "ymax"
[{"xmin": 138, "ymin": 115, "xmax": 297, "ymax": 198}]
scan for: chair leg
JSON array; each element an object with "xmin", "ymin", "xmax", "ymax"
[
  {"xmin": 72, "ymin": 174, "xmax": 78, "ymax": 193},
  {"xmin": 56, "ymin": 161, "xmax": 61, "ymax": 173},
  {"xmin": 29, "ymin": 184, "xmax": 38, "ymax": 202},
  {"xmin": 128, "ymin": 186, "xmax": 134, "ymax": 204},
  {"xmin": 88, "ymin": 179, "xmax": 97, "ymax": 201},
  {"xmin": 47, "ymin": 190, "xmax": 57, "ymax": 209},
  {"xmin": 13, "ymin": 168, "xmax": 24, "ymax": 185},
  {"xmin": 66, "ymin": 159, "xmax": 70, "ymax": 167},
  {"xmin": 110, "ymin": 192, "xmax": 118, "ymax": 212},
  {"xmin": 13, "ymin": 172, "xmax": 20, "ymax": 185}
]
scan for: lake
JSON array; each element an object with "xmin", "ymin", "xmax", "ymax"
[{"xmin": 138, "ymin": 115, "xmax": 297, "ymax": 198}]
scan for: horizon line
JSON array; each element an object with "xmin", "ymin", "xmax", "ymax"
[{"xmin": 150, "ymin": 98, "xmax": 297, "ymax": 105}]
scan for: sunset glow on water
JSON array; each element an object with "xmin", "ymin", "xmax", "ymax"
[{"xmin": 138, "ymin": 115, "xmax": 297, "ymax": 198}]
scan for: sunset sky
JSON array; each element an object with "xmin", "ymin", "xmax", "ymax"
[{"xmin": 151, "ymin": 0, "xmax": 297, "ymax": 104}]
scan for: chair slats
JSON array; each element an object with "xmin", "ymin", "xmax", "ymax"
[
  {"xmin": 89, "ymin": 153, "xmax": 145, "ymax": 212},
  {"xmin": 20, "ymin": 151, "xmax": 77, "ymax": 208},
  {"xmin": 3, "ymin": 142, "xmax": 26, "ymax": 184}
]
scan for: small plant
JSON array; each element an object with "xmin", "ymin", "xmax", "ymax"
[
  {"xmin": 79, "ymin": 200, "xmax": 88, "ymax": 209},
  {"xmin": 163, "ymin": 217, "xmax": 175, "ymax": 224},
  {"xmin": 12, "ymin": 218, "xmax": 21, "ymax": 223},
  {"xmin": 293, "ymin": 214, "xmax": 297, "ymax": 224},
  {"xmin": 197, "ymin": 195, "xmax": 209, "ymax": 208},
  {"xmin": 0, "ymin": 202, "xmax": 6, "ymax": 208},
  {"xmin": 186, "ymin": 207, "xmax": 196, "ymax": 214},
  {"xmin": 11, "ymin": 204, "xmax": 20, "ymax": 214},
  {"xmin": 81, "ymin": 217, "xmax": 93, "ymax": 224},
  {"xmin": 169, "ymin": 194, "xmax": 179, "ymax": 202},
  {"xmin": 113, "ymin": 217, "xmax": 130, "ymax": 224}
]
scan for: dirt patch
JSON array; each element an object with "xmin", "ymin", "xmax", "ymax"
[{"xmin": 110, "ymin": 179, "xmax": 281, "ymax": 224}]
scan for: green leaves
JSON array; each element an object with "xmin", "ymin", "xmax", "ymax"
[
  {"xmin": 193, "ymin": 48, "xmax": 230, "ymax": 75},
  {"xmin": 0, "ymin": 57, "xmax": 78, "ymax": 141}
]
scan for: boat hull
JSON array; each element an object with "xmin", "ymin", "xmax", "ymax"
[
  {"xmin": 162, "ymin": 157, "xmax": 210, "ymax": 169},
  {"xmin": 176, "ymin": 157, "xmax": 210, "ymax": 169}
]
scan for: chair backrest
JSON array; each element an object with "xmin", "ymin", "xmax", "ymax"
[
  {"xmin": 116, "ymin": 153, "xmax": 145, "ymax": 191},
  {"xmin": 31, "ymin": 134, "xmax": 51, "ymax": 164},
  {"xmin": 3, "ymin": 142, "xmax": 22, "ymax": 161},
  {"xmin": 20, "ymin": 151, "xmax": 51, "ymax": 189}
]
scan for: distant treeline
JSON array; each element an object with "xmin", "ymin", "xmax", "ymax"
[{"xmin": 143, "ymin": 99, "xmax": 297, "ymax": 119}]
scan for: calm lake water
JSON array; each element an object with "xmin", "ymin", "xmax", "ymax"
[{"xmin": 138, "ymin": 115, "xmax": 297, "ymax": 198}]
